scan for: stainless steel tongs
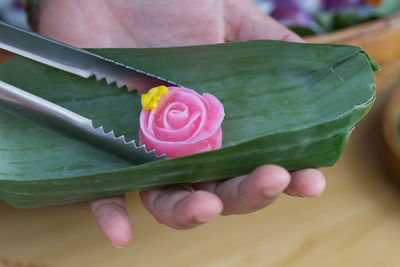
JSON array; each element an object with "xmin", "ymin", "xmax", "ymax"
[{"xmin": 0, "ymin": 21, "xmax": 174, "ymax": 163}]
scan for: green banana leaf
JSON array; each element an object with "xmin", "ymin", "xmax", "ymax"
[{"xmin": 0, "ymin": 40, "xmax": 378, "ymax": 208}]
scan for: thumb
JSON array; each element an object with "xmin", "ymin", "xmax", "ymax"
[{"xmin": 224, "ymin": 0, "xmax": 304, "ymax": 42}]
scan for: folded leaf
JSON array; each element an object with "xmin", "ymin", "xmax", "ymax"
[{"xmin": 0, "ymin": 40, "xmax": 377, "ymax": 208}]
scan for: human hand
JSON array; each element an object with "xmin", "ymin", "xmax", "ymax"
[{"xmin": 39, "ymin": 0, "xmax": 325, "ymax": 247}]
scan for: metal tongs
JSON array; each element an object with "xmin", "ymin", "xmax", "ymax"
[{"xmin": 0, "ymin": 21, "xmax": 175, "ymax": 163}]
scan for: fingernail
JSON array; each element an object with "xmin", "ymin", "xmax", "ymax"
[
  {"xmin": 194, "ymin": 216, "xmax": 213, "ymax": 224},
  {"xmin": 285, "ymin": 190, "xmax": 303, "ymax": 197},
  {"xmin": 112, "ymin": 243, "xmax": 124, "ymax": 248}
]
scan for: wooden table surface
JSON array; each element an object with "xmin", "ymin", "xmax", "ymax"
[{"xmin": 1, "ymin": 34, "xmax": 400, "ymax": 267}]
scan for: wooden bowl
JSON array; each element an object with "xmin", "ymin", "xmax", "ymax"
[
  {"xmin": 306, "ymin": 11, "xmax": 400, "ymax": 64},
  {"xmin": 383, "ymin": 88, "xmax": 400, "ymax": 178}
]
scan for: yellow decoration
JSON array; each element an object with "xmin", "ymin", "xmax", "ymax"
[{"xmin": 141, "ymin": 86, "xmax": 170, "ymax": 110}]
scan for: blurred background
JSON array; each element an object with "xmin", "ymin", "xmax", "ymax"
[
  {"xmin": 1, "ymin": 0, "xmax": 400, "ymax": 266},
  {"xmin": 252, "ymin": 0, "xmax": 400, "ymax": 36},
  {"xmin": 0, "ymin": 0, "xmax": 28, "ymax": 29},
  {"xmin": 2, "ymin": 0, "xmax": 400, "ymax": 34}
]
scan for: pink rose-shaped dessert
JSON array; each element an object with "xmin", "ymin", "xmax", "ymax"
[{"xmin": 139, "ymin": 86, "xmax": 225, "ymax": 158}]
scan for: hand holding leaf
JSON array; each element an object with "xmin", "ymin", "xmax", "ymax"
[{"xmin": 38, "ymin": 0, "xmax": 326, "ymax": 247}]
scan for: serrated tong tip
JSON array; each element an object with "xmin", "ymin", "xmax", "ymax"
[
  {"xmin": 0, "ymin": 80, "xmax": 165, "ymax": 164},
  {"xmin": 0, "ymin": 21, "xmax": 178, "ymax": 93}
]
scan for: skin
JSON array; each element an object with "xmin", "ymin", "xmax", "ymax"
[{"xmin": 38, "ymin": 0, "xmax": 326, "ymax": 247}]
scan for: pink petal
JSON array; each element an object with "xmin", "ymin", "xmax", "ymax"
[{"xmin": 139, "ymin": 87, "xmax": 225, "ymax": 158}]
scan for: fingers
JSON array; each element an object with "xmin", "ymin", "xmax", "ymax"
[
  {"xmin": 139, "ymin": 185, "xmax": 223, "ymax": 229},
  {"xmin": 140, "ymin": 166, "xmax": 325, "ymax": 230},
  {"xmin": 285, "ymin": 169, "xmax": 326, "ymax": 197},
  {"xmin": 89, "ymin": 196, "xmax": 133, "ymax": 248},
  {"xmin": 193, "ymin": 165, "xmax": 291, "ymax": 215},
  {"xmin": 224, "ymin": 0, "xmax": 304, "ymax": 42}
]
